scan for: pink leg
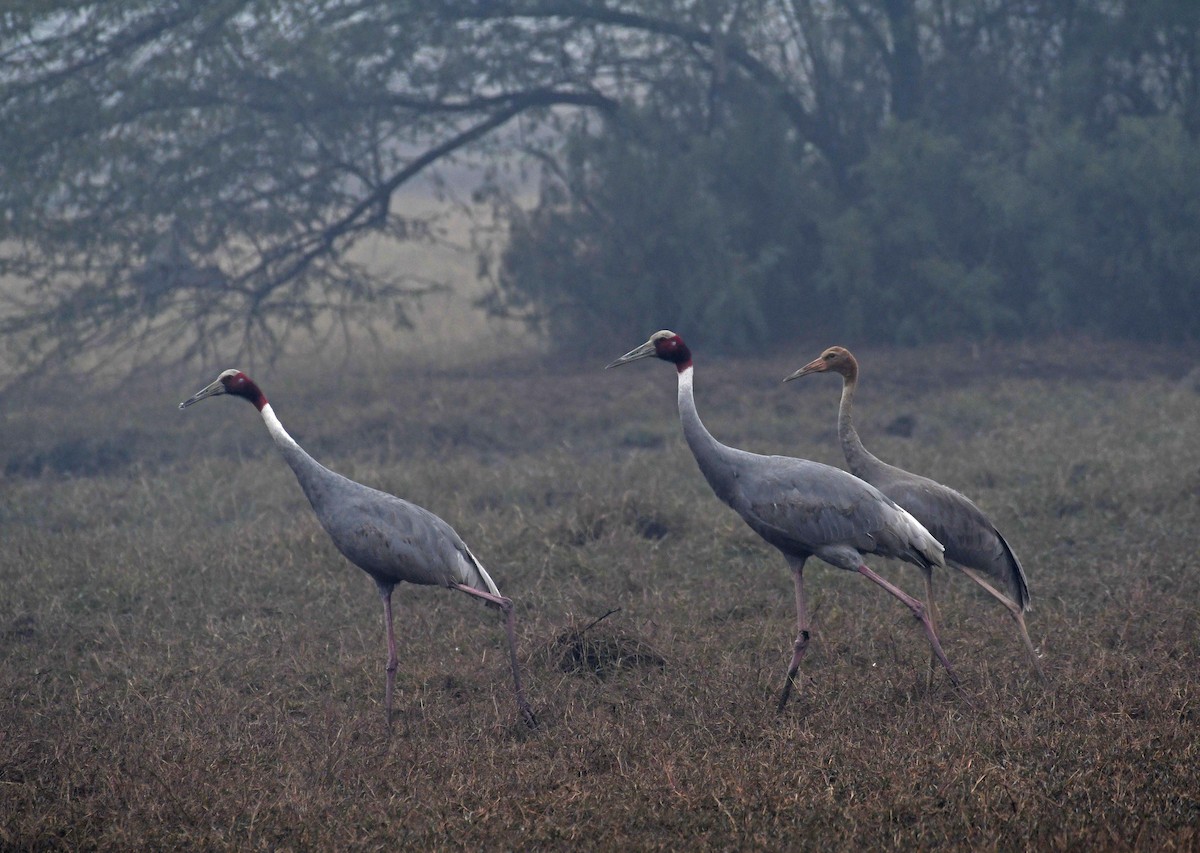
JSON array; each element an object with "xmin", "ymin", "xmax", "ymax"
[
  {"xmin": 856, "ymin": 564, "xmax": 961, "ymax": 688},
  {"xmin": 922, "ymin": 568, "xmax": 941, "ymax": 689},
  {"xmin": 454, "ymin": 584, "xmax": 538, "ymax": 728},
  {"xmin": 376, "ymin": 582, "xmax": 399, "ymax": 727},
  {"xmin": 777, "ymin": 557, "xmax": 811, "ymax": 711},
  {"xmin": 956, "ymin": 565, "xmax": 1047, "ymax": 683}
]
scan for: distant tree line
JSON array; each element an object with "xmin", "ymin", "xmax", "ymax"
[
  {"xmin": 1, "ymin": 1, "xmax": 1197, "ymax": 378},
  {"xmin": 488, "ymin": 1, "xmax": 1200, "ymax": 351}
]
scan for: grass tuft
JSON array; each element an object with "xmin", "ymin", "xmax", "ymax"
[{"xmin": 545, "ymin": 609, "xmax": 668, "ymax": 680}]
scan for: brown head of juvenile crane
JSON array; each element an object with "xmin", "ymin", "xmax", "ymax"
[
  {"xmin": 786, "ymin": 346, "xmax": 1044, "ymax": 681},
  {"xmin": 180, "ymin": 369, "xmax": 537, "ymax": 728},
  {"xmin": 608, "ymin": 331, "xmax": 963, "ymax": 709}
]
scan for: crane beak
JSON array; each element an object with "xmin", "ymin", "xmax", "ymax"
[
  {"xmin": 783, "ymin": 357, "xmax": 826, "ymax": 382},
  {"xmin": 178, "ymin": 378, "xmax": 227, "ymax": 409},
  {"xmin": 605, "ymin": 340, "xmax": 658, "ymax": 369}
]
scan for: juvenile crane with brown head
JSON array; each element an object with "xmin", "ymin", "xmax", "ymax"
[
  {"xmin": 608, "ymin": 331, "xmax": 961, "ymax": 709},
  {"xmin": 786, "ymin": 346, "xmax": 1044, "ymax": 680}
]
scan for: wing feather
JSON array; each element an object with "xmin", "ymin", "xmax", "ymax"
[
  {"xmin": 726, "ymin": 452, "xmax": 916, "ymax": 561},
  {"xmin": 877, "ymin": 474, "xmax": 1024, "ymax": 603},
  {"xmin": 308, "ymin": 476, "xmax": 496, "ymax": 592}
]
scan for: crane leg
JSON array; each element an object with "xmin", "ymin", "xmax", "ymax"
[
  {"xmin": 856, "ymin": 563, "xmax": 961, "ymax": 689},
  {"xmin": 777, "ymin": 557, "xmax": 810, "ymax": 711},
  {"xmin": 376, "ymin": 582, "xmax": 399, "ymax": 728},
  {"xmin": 922, "ymin": 568, "xmax": 943, "ymax": 690},
  {"xmin": 955, "ymin": 566, "xmax": 1047, "ymax": 683},
  {"xmin": 1011, "ymin": 609, "xmax": 1046, "ymax": 683},
  {"xmin": 454, "ymin": 584, "xmax": 538, "ymax": 728}
]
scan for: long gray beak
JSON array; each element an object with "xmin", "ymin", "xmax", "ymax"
[
  {"xmin": 783, "ymin": 356, "xmax": 826, "ymax": 383},
  {"xmin": 179, "ymin": 379, "xmax": 226, "ymax": 409},
  {"xmin": 605, "ymin": 340, "xmax": 658, "ymax": 369}
]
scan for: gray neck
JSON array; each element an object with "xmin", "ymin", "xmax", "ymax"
[
  {"xmin": 838, "ymin": 378, "xmax": 886, "ymax": 480},
  {"xmin": 677, "ymin": 365, "xmax": 738, "ymax": 502},
  {"xmin": 260, "ymin": 403, "xmax": 339, "ymax": 506}
]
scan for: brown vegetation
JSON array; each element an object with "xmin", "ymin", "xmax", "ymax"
[{"xmin": 1, "ymin": 337, "xmax": 1198, "ymax": 849}]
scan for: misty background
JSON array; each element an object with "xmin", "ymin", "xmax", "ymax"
[
  {"xmin": 1, "ymin": 1, "xmax": 1198, "ymax": 384},
  {"xmin": 3, "ymin": 6, "xmax": 1200, "ymax": 847}
]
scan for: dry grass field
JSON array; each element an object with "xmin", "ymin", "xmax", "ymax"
[{"xmin": 2, "ymin": 335, "xmax": 1198, "ymax": 850}]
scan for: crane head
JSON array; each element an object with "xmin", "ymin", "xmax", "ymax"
[
  {"xmin": 179, "ymin": 369, "xmax": 267, "ymax": 410},
  {"xmin": 784, "ymin": 346, "xmax": 857, "ymax": 383},
  {"xmin": 606, "ymin": 330, "xmax": 692, "ymax": 371}
]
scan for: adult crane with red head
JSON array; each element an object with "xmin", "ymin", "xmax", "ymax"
[
  {"xmin": 607, "ymin": 331, "xmax": 960, "ymax": 709},
  {"xmin": 180, "ymin": 369, "xmax": 537, "ymax": 728},
  {"xmin": 786, "ymin": 346, "xmax": 1043, "ymax": 680}
]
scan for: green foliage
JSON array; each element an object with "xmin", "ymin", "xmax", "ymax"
[
  {"xmin": 486, "ymin": 2, "xmax": 1200, "ymax": 351},
  {"xmin": 4, "ymin": 0, "xmax": 1200, "ymax": 373},
  {"xmin": 819, "ymin": 123, "xmax": 1023, "ymax": 344},
  {"xmin": 505, "ymin": 106, "xmax": 1200, "ymax": 350},
  {"xmin": 1016, "ymin": 117, "xmax": 1200, "ymax": 340},
  {"xmin": 822, "ymin": 114, "xmax": 1200, "ymax": 344},
  {"xmin": 493, "ymin": 92, "xmax": 829, "ymax": 353}
]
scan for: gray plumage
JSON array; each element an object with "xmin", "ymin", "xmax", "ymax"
[
  {"xmin": 686, "ymin": 433, "xmax": 943, "ymax": 576},
  {"xmin": 180, "ymin": 369, "xmax": 536, "ymax": 727},
  {"xmin": 786, "ymin": 345, "xmax": 1043, "ymax": 679},
  {"xmin": 869, "ymin": 471, "xmax": 1029, "ymax": 609},
  {"xmin": 608, "ymin": 331, "xmax": 961, "ymax": 709},
  {"xmin": 286, "ymin": 447, "xmax": 500, "ymax": 595}
]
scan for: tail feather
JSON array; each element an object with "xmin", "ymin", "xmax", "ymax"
[
  {"xmin": 897, "ymin": 506, "xmax": 945, "ymax": 571},
  {"xmin": 461, "ymin": 544, "xmax": 503, "ymax": 598},
  {"xmin": 995, "ymin": 529, "xmax": 1031, "ymax": 612}
]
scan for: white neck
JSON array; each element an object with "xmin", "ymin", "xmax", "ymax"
[
  {"xmin": 676, "ymin": 365, "xmax": 699, "ymax": 436},
  {"xmin": 677, "ymin": 363, "xmax": 694, "ymax": 397},
  {"xmin": 675, "ymin": 363, "xmax": 734, "ymax": 492},
  {"xmin": 257, "ymin": 401, "xmax": 327, "ymax": 488},
  {"xmin": 261, "ymin": 403, "xmax": 300, "ymax": 452}
]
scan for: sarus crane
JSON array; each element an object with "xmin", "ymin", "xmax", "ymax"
[
  {"xmin": 786, "ymin": 346, "xmax": 1044, "ymax": 680},
  {"xmin": 180, "ymin": 369, "xmax": 537, "ymax": 727},
  {"xmin": 607, "ymin": 331, "xmax": 961, "ymax": 709}
]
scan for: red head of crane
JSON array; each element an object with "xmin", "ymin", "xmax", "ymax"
[{"xmin": 608, "ymin": 331, "xmax": 961, "ymax": 708}]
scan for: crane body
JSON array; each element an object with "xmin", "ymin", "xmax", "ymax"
[
  {"xmin": 787, "ymin": 346, "xmax": 1043, "ymax": 679},
  {"xmin": 180, "ymin": 369, "xmax": 536, "ymax": 727},
  {"xmin": 608, "ymin": 331, "xmax": 961, "ymax": 709}
]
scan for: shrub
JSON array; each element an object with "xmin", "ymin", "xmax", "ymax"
[
  {"xmin": 492, "ymin": 92, "xmax": 829, "ymax": 354},
  {"xmin": 494, "ymin": 105, "xmax": 1200, "ymax": 351}
]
